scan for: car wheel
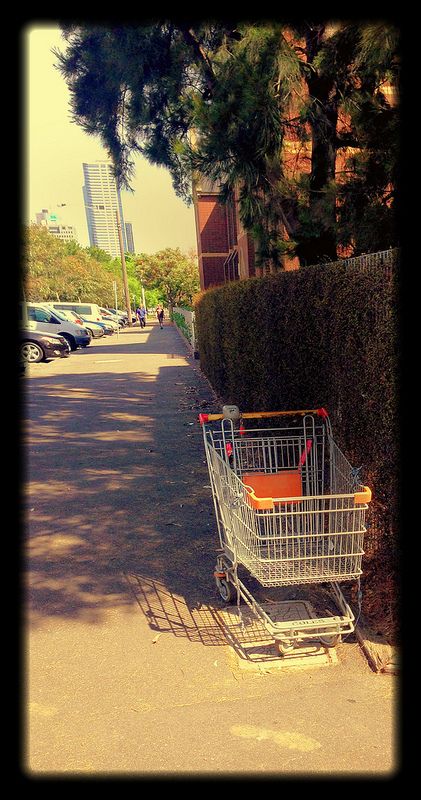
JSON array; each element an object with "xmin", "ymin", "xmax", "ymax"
[
  {"xmin": 21, "ymin": 341, "xmax": 44, "ymax": 363},
  {"xmin": 62, "ymin": 334, "xmax": 77, "ymax": 351}
]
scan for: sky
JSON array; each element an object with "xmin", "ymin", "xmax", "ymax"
[{"xmin": 24, "ymin": 24, "xmax": 198, "ymax": 255}]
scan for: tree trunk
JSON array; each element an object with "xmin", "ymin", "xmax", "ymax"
[{"xmin": 296, "ymin": 25, "xmax": 339, "ymax": 265}]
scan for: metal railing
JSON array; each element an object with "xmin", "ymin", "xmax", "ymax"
[
  {"xmin": 328, "ymin": 248, "xmax": 398, "ymax": 280},
  {"xmin": 172, "ymin": 306, "xmax": 197, "ymax": 352}
]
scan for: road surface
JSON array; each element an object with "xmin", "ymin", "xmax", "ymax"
[{"xmin": 22, "ymin": 322, "xmax": 399, "ymax": 778}]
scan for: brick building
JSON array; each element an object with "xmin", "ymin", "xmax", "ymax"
[
  {"xmin": 192, "ymin": 27, "xmax": 397, "ymax": 292},
  {"xmin": 193, "ymin": 177, "xmax": 256, "ymax": 289},
  {"xmin": 193, "ymin": 176, "xmax": 300, "ymax": 291},
  {"xmin": 191, "ymin": 86, "xmax": 312, "ymax": 290},
  {"xmin": 192, "ymin": 92, "xmax": 348, "ymax": 291}
]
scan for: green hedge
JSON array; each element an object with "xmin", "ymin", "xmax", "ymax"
[
  {"xmin": 171, "ymin": 311, "xmax": 192, "ymax": 343},
  {"xmin": 194, "ymin": 260, "xmax": 399, "ymax": 641}
]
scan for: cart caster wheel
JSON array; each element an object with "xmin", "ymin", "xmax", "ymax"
[
  {"xmin": 277, "ymin": 641, "xmax": 295, "ymax": 655},
  {"xmin": 216, "ymin": 577, "xmax": 234, "ymax": 604},
  {"xmin": 319, "ymin": 634, "xmax": 340, "ymax": 648}
]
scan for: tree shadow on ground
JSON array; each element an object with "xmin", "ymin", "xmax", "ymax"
[
  {"xmin": 23, "ymin": 323, "xmax": 360, "ymax": 651},
  {"xmin": 23, "ymin": 324, "xmax": 227, "ymax": 642}
]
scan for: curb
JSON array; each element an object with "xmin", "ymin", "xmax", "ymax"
[{"xmin": 355, "ymin": 624, "xmax": 399, "ymax": 675}]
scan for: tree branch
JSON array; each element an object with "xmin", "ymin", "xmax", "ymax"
[
  {"xmin": 179, "ymin": 26, "xmax": 216, "ymax": 97},
  {"xmin": 336, "ymin": 132, "xmax": 360, "ymax": 149}
]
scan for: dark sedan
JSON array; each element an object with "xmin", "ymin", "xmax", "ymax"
[{"xmin": 20, "ymin": 329, "xmax": 70, "ymax": 363}]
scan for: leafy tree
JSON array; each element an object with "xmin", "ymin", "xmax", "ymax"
[
  {"xmin": 23, "ymin": 224, "xmax": 124, "ymax": 305},
  {"xmin": 332, "ymin": 24, "xmax": 400, "ymax": 254},
  {"xmin": 24, "ymin": 224, "xmax": 70, "ymax": 300},
  {"xmin": 187, "ymin": 21, "xmax": 400, "ymax": 265},
  {"xmin": 134, "ymin": 248, "xmax": 200, "ymax": 312},
  {"xmin": 85, "ymin": 245, "xmax": 116, "ymax": 265},
  {"xmin": 54, "ymin": 21, "xmax": 399, "ymax": 269},
  {"xmin": 185, "ymin": 25, "xmax": 295, "ymax": 270}
]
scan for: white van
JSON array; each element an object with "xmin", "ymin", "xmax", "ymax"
[
  {"xmin": 19, "ymin": 303, "xmax": 91, "ymax": 351},
  {"xmin": 46, "ymin": 301, "xmax": 103, "ymax": 324}
]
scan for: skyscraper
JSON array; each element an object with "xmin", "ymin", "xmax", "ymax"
[{"xmin": 82, "ymin": 161, "xmax": 128, "ymax": 258}]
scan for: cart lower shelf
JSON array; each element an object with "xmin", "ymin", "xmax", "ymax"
[{"xmin": 214, "ymin": 553, "xmax": 355, "ymax": 654}]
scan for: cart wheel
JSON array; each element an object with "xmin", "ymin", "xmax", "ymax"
[
  {"xmin": 277, "ymin": 640, "xmax": 295, "ymax": 655},
  {"xmin": 216, "ymin": 577, "xmax": 234, "ymax": 604},
  {"xmin": 319, "ymin": 634, "xmax": 340, "ymax": 648}
]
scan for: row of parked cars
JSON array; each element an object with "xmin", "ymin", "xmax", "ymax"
[{"xmin": 19, "ymin": 301, "xmax": 136, "ymax": 364}]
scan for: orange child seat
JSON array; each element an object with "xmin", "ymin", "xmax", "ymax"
[{"xmin": 242, "ymin": 471, "xmax": 303, "ymax": 510}]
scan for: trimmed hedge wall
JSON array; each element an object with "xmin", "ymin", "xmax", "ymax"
[{"xmin": 194, "ymin": 261, "xmax": 399, "ymax": 642}]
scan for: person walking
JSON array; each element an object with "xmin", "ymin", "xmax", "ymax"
[
  {"xmin": 156, "ymin": 305, "xmax": 164, "ymax": 329},
  {"xmin": 136, "ymin": 306, "xmax": 142, "ymax": 326},
  {"xmin": 138, "ymin": 305, "xmax": 146, "ymax": 328}
]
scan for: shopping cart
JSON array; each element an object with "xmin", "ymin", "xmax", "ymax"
[{"xmin": 199, "ymin": 405, "xmax": 372, "ymax": 654}]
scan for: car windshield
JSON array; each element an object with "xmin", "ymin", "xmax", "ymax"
[{"xmin": 45, "ymin": 306, "xmax": 68, "ymax": 321}]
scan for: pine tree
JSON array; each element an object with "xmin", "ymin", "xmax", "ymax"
[{"xmin": 54, "ymin": 20, "xmax": 399, "ymax": 269}]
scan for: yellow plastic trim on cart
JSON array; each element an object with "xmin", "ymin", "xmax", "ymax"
[
  {"xmin": 243, "ymin": 471, "xmax": 303, "ymax": 510},
  {"xmin": 354, "ymin": 486, "xmax": 372, "ymax": 504},
  {"xmin": 243, "ymin": 488, "xmax": 275, "ymax": 510},
  {"xmin": 243, "ymin": 474, "xmax": 372, "ymax": 509}
]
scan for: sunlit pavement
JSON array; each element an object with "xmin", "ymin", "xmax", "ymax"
[{"xmin": 22, "ymin": 322, "xmax": 398, "ymax": 777}]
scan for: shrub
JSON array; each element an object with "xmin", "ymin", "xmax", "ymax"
[
  {"xmin": 172, "ymin": 311, "xmax": 192, "ymax": 343},
  {"xmin": 194, "ymin": 256, "xmax": 399, "ymax": 641}
]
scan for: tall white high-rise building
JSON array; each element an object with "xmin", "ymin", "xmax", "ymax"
[{"xmin": 82, "ymin": 161, "xmax": 128, "ymax": 258}]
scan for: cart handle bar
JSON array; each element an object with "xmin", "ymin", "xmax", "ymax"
[{"xmin": 198, "ymin": 408, "xmax": 329, "ymax": 425}]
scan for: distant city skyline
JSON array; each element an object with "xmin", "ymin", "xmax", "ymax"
[
  {"xmin": 35, "ymin": 207, "xmax": 78, "ymax": 243},
  {"xmin": 82, "ymin": 160, "xmax": 129, "ymax": 258},
  {"xmin": 25, "ymin": 25, "xmax": 198, "ymax": 255}
]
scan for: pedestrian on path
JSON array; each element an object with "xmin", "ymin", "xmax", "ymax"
[
  {"xmin": 137, "ymin": 305, "xmax": 147, "ymax": 328},
  {"xmin": 156, "ymin": 305, "xmax": 164, "ymax": 329}
]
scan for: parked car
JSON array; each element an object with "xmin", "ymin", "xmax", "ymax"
[
  {"xmin": 19, "ymin": 303, "xmax": 91, "ymax": 351},
  {"xmin": 43, "ymin": 305, "xmax": 90, "ymax": 330},
  {"xmin": 45, "ymin": 306, "xmax": 105, "ymax": 338},
  {"xmin": 45, "ymin": 301, "xmax": 104, "ymax": 324},
  {"xmin": 98, "ymin": 308, "xmax": 121, "ymax": 331},
  {"xmin": 118, "ymin": 309, "xmax": 137, "ymax": 323},
  {"xmin": 94, "ymin": 319, "xmax": 115, "ymax": 336},
  {"xmin": 117, "ymin": 308, "xmax": 134, "ymax": 322},
  {"xmin": 106, "ymin": 308, "xmax": 128, "ymax": 325},
  {"xmin": 77, "ymin": 315, "xmax": 107, "ymax": 338},
  {"xmin": 20, "ymin": 327, "xmax": 70, "ymax": 363},
  {"xmin": 52, "ymin": 306, "xmax": 114, "ymax": 335}
]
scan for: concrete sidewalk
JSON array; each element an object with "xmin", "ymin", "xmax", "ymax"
[{"xmin": 24, "ymin": 322, "xmax": 398, "ymax": 777}]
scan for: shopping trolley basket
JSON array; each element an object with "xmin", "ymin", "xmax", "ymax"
[{"xmin": 199, "ymin": 406, "xmax": 371, "ymax": 654}]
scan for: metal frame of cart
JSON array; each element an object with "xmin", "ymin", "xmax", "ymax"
[{"xmin": 199, "ymin": 406, "xmax": 372, "ymax": 654}]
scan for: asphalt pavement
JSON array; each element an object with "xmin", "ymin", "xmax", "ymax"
[{"xmin": 22, "ymin": 320, "xmax": 399, "ymax": 780}]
